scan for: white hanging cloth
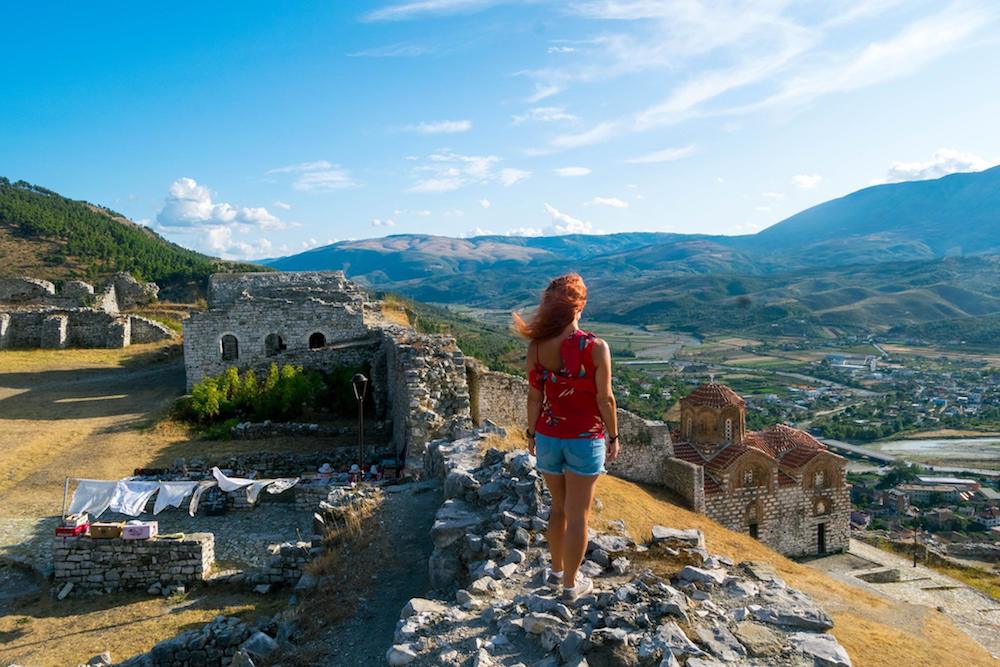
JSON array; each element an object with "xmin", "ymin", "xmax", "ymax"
[
  {"xmin": 109, "ymin": 480, "xmax": 160, "ymax": 517},
  {"xmin": 67, "ymin": 480, "xmax": 118, "ymax": 518},
  {"xmin": 212, "ymin": 466, "xmax": 255, "ymax": 492},
  {"xmin": 153, "ymin": 481, "xmax": 200, "ymax": 515},
  {"xmin": 188, "ymin": 480, "xmax": 217, "ymax": 516}
]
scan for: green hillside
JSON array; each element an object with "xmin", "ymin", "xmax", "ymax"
[{"xmin": 0, "ymin": 178, "xmax": 264, "ymax": 295}]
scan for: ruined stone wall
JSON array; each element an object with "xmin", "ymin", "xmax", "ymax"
[
  {"xmin": 182, "ymin": 298, "xmax": 372, "ymax": 389},
  {"xmin": 467, "ymin": 361, "xmax": 529, "ymax": 429},
  {"xmin": 1, "ymin": 309, "xmax": 133, "ymax": 348},
  {"xmin": 129, "ymin": 315, "xmax": 175, "ymax": 343},
  {"xmin": 661, "ymin": 458, "xmax": 706, "ymax": 512},
  {"xmin": 704, "ymin": 476, "xmax": 850, "ymax": 557},
  {"xmin": 52, "ymin": 533, "xmax": 214, "ymax": 596},
  {"xmin": 381, "ymin": 327, "xmax": 472, "ymax": 468},
  {"xmin": 207, "ymin": 271, "xmax": 364, "ymax": 308}
]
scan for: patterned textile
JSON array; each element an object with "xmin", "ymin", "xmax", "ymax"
[{"xmin": 528, "ymin": 329, "xmax": 605, "ymax": 439}]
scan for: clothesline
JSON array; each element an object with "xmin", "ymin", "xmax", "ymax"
[{"xmin": 63, "ymin": 468, "xmax": 300, "ymax": 520}]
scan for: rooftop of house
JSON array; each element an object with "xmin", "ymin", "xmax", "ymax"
[{"xmin": 679, "ymin": 382, "xmax": 745, "ymax": 409}]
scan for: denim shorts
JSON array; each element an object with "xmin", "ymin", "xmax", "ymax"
[{"xmin": 534, "ymin": 433, "xmax": 606, "ymax": 476}]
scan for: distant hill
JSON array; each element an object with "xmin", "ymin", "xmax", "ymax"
[
  {"xmin": 266, "ymin": 166, "xmax": 1000, "ymax": 283},
  {"xmin": 749, "ymin": 165, "xmax": 1000, "ymax": 260},
  {"xmin": 261, "ymin": 167, "xmax": 1000, "ymax": 336},
  {"xmin": 0, "ymin": 178, "xmax": 264, "ymax": 298}
]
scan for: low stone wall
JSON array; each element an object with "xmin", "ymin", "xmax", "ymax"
[
  {"xmin": 52, "ymin": 533, "xmax": 214, "ymax": 596},
  {"xmin": 129, "ymin": 314, "xmax": 175, "ymax": 343},
  {"xmin": 662, "ymin": 457, "xmax": 706, "ymax": 512},
  {"xmin": 182, "ymin": 446, "xmax": 393, "ymax": 479},
  {"xmin": 467, "ymin": 361, "xmax": 528, "ymax": 429},
  {"xmin": 230, "ymin": 420, "xmax": 389, "ymax": 441},
  {"xmin": 945, "ymin": 542, "xmax": 1000, "ymax": 561}
]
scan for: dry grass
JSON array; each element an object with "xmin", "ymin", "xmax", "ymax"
[
  {"xmin": 895, "ymin": 428, "xmax": 1000, "ymax": 439},
  {"xmin": 0, "ymin": 341, "xmax": 179, "ymax": 373},
  {"xmin": 0, "ymin": 591, "xmax": 283, "ymax": 667}
]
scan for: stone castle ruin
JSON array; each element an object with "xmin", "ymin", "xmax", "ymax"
[
  {"xmin": 0, "ymin": 272, "xmax": 174, "ymax": 349},
  {"xmin": 183, "ymin": 271, "xmax": 850, "ymax": 559}
]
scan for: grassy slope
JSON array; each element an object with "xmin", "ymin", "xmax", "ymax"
[
  {"xmin": 0, "ymin": 178, "xmax": 264, "ymax": 293},
  {"xmin": 484, "ymin": 433, "xmax": 996, "ymax": 667}
]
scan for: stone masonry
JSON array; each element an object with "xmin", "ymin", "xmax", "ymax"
[
  {"xmin": 52, "ymin": 533, "xmax": 214, "ymax": 596},
  {"xmin": 0, "ymin": 273, "xmax": 170, "ymax": 349}
]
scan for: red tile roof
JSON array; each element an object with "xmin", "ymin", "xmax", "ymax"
[{"xmin": 680, "ymin": 383, "xmax": 745, "ymax": 408}]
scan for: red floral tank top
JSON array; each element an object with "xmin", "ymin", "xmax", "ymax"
[{"xmin": 528, "ymin": 330, "xmax": 606, "ymax": 440}]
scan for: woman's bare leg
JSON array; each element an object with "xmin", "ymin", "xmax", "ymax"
[
  {"xmin": 542, "ymin": 472, "xmax": 566, "ymax": 572},
  {"xmin": 562, "ymin": 470, "xmax": 601, "ymax": 587}
]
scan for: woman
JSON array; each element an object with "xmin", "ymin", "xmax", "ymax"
[{"xmin": 514, "ymin": 273, "xmax": 620, "ymax": 602}]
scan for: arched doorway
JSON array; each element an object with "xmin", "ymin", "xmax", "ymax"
[
  {"xmin": 309, "ymin": 332, "xmax": 326, "ymax": 349},
  {"xmin": 220, "ymin": 334, "xmax": 239, "ymax": 361},
  {"xmin": 264, "ymin": 333, "xmax": 286, "ymax": 357}
]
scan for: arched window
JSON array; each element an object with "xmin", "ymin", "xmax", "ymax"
[
  {"xmin": 742, "ymin": 468, "xmax": 755, "ymax": 487},
  {"xmin": 814, "ymin": 469, "xmax": 827, "ymax": 489},
  {"xmin": 309, "ymin": 332, "xmax": 326, "ymax": 349},
  {"xmin": 725, "ymin": 418, "xmax": 733, "ymax": 443},
  {"xmin": 264, "ymin": 333, "xmax": 286, "ymax": 357},
  {"xmin": 220, "ymin": 334, "xmax": 239, "ymax": 361}
]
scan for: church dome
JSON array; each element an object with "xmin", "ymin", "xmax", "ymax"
[{"xmin": 680, "ymin": 382, "xmax": 745, "ymax": 409}]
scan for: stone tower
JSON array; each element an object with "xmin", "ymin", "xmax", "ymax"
[{"xmin": 678, "ymin": 382, "xmax": 746, "ymax": 453}]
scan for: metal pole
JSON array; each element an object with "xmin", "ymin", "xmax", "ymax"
[
  {"xmin": 358, "ymin": 394, "xmax": 364, "ymax": 475},
  {"xmin": 61, "ymin": 476, "xmax": 70, "ymax": 520}
]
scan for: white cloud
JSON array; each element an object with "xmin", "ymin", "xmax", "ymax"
[
  {"xmin": 405, "ymin": 119, "xmax": 473, "ymax": 134},
  {"xmin": 883, "ymin": 148, "xmax": 995, "ymax": 183},
  {"xmin": 155, "ymin": 177, "xmax": 283, "ymax": 259},
  {"xmin": 543, "ymin": 203, "xmax": 592, "ymax": 234},
  {"xmin": 791, "ymin": 173, "xmax": 822, "ymax": 189},
  {"xmin": 512, "ymin": 106, "xmax": 578, "ymax": 124},
  {"xmin": 363, "ymin": 0, "xmax": 520, "ymax": 21},
  {"xmin": 273, "ymin": 200, "xmax": 292, "ymax": 210},
  {"xmin": 371, "ymin": 218, "xmax": 397, "ymax": 227},
  {"xmin": 156, "ymin": 178, "xmax": 284, "ymax": 231},
  {"xmin": 549, "ymin": 121, "xmax": 620, "ymax": 150},
  {"xmin": 526, "ymin": 84, "xmax": 562, "ymax": 103},
  {"xmin": 462, "ymin": 226, "xmax": 495, "ymax": 237},
  {"xmin": 499, "ymin": 168, "xmax": 531, "ymax": 187},
  {"xmin": 348, "ymin": 41, "xmax": 430, "ymax": 57},
  {"xmin": 479, "ymin": 198, "xmax": 491, "ymax": 208},
  {"xmin": 590, "ymin": 196, "xmax": 628, "ymax": 209},
  {"xmin": 507, "ymin": 226, "xmax": 544, "ymax": 237},
  {"xmin": 626, "ymin": 145, "xmax": 697, "ymax": 164},
  {"xmin": 268, "ymin": 160, "xmax": 360, "ymax": 191},
  {"xmin": 554, "ymin": 166, "xmax": 591, "ymax": 177},
  {"xmin": 548, "ymin": 46, "xmax": 577, "ymax": 54},
  {"xmin": 408, "ymin": 177, "xmax": 465, "ymax": 193},
  {"xmin": 761, "ymin": 191, "xmax": 784, "ymax": 200},
  {"xmin": 267, "ymin": 160, "xmax": 333, "ymax": 174}
]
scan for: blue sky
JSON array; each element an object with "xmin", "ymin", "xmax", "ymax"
[{"xmin": 2, "ymin": 0, "xmax": 999, "ymax": 259}]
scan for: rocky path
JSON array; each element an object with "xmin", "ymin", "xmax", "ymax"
[{"xmin": 309, "ymin": 479, "xmax": 441, "ymax": 666}]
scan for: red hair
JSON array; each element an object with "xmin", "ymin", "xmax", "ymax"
[{"xmin": 513, "ymin": 273, "xmax": 587, "ymax": 341}]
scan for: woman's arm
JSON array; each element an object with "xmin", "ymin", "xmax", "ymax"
[
  {"xmin": 592, "ymin": 339, "xmax": 620, "ymax": 461},
  {"xmin": 525, "ymin": 340, "xmax": 543, "ymax": 455}
]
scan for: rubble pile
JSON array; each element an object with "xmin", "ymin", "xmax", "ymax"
[
  {"xmin": 116, "ymin": 616, "xmax": 279, "ymax": 667},
  {"xmin": 389, "ymin": 434, "xmax": 852, "ymax": 666}
]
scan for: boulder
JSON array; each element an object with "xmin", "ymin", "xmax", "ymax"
[
  {"xmin": 651, "ymin": 526, "xmax": 705, "ymax": 548},
  {"xmin": 675, "ymin": 566, "xmax": 726, "ymax": 585},
  {"xmin": 239, "ymin": 632, "xmax": 278, "ymax": 658},
  {"xmin": 790, "ymin": 632, "xmax": 852, "ymax": 666},
  {"xmin": 402, "ymin": 598, "xmax": 449, "ymax": 617},
  {"xmin": 386, "ymin": 643, "xmax": 418, "ymax": 665},
  {"xmin": 432, "ymin": 500, "xmax": 487, "ymax": 548},
  {"xmin": 752, "ymin": 588, "xmax": 834, "ymax": 631}
]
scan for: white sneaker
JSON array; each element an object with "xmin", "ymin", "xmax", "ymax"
[{"xmin": 561, "ymin": 575, "xmax": 593, "ymax": 602}]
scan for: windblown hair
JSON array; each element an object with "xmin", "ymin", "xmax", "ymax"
[{"xmin": 512, "ymin": 273, "xmax": 587, "ymax": 341}]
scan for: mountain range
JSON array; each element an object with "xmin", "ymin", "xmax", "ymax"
[
  {"xmin": 264, "ymin": 166, "xmax": 1000, "ymax": 336},
  {"xmin": 3, "ymin": 166, "xmax": 998, "ymax": 336}
]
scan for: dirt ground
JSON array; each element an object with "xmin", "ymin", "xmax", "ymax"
[{"xmin": 0, "ymin": 344, "xmax": 360, "ymax": 665}]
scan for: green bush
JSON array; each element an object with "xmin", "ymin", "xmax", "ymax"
[{"xmin": 180, "ymin": 362, "xmax": 364, "ymax": 428}]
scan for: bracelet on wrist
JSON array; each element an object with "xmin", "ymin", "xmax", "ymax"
[{"xmin": 525, "ymin": 429, "xmax": 535, "ymax": 439}]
